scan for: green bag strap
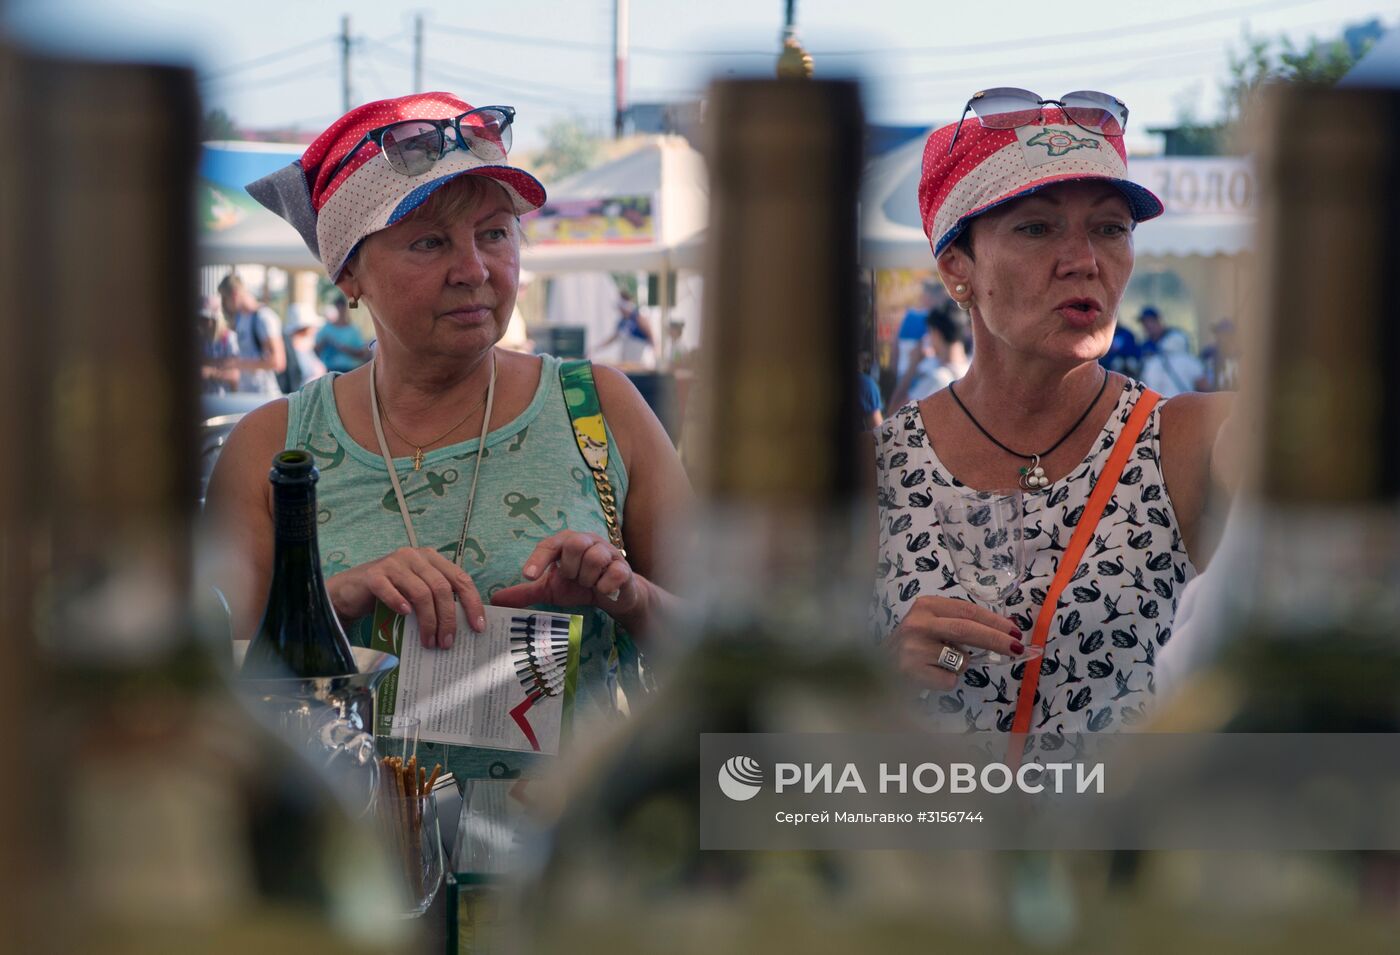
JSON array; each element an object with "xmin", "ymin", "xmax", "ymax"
[
  {"xmin": 560, "ymin": 359, "xmax": 653, "ymax": 707},
  {"xmin": 559, "ymin": 359, "xmax": 625, "ymax": 557}
]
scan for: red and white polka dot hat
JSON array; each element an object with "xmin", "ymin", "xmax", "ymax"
[
  {"xmin": 918, "ymin": 106, "xmax": 1163, "ymax": 257},
  {"xmin": 247, "ymin": 92, "xmax": 546, "ymax": 279}
]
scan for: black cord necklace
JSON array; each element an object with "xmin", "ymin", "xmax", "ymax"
[{"xmin": 948, "ymin": 368, "xmax": 1110, "ymax": 491}]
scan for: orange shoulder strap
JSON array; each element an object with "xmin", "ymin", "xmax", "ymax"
[{"xmin": 1007, "ymin": 389, "xmax": 1161, "ymax": 762}]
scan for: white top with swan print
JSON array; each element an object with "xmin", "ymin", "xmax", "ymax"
[{"xmin": 874, "ymin": 380, "xmax": 1196, "ymax": 738}]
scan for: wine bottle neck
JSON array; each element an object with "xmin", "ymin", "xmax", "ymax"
[
  {"xmin": 268, "ymin": 482, "xmax": 328, "ymax": 593},
  {"xmin": 272, "ymin": 482, "xmax": 318, "ymax": 546}
]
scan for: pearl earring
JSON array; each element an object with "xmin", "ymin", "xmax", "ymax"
[{"xmin": 954, "ymin": 284, "xmax": 967, "ymax": 295}]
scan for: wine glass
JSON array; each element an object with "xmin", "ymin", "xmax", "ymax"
[{"xmin": 933, "ymin": 489, "xmax": 1042, "ymax": 666}]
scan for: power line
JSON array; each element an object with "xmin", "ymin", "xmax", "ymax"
[
  {"xmin": 204, "ymin": 34, "xmax": 337, "ymax": 80},
  {"xmin": 427, "ymin": 0, "xmax": 1325, "ymax": 59},
  {"xmin": 420, "ymin": 63, "xmax": 604, "ymax": 112},
  {"xmin": 369, "ymin": 39, "xmax": 609, "ymax": 102},
  {"xmin": 202, "ymin": 58, "xmax": 341, "ymax": 94},
  {"xmin": 882, "ymin": 8, "xmax": 1384, "ymax": 87},
  {"xmin": 432, "ymin": 20, "xmax": 606, "ymax": 54}
]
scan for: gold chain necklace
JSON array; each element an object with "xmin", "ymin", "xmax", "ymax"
[{"xmin": 376, "ymin": 374, "xmax": 491, "ymax": 471}]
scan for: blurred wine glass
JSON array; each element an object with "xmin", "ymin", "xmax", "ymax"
[{"xmin": 934, "ymin": 490, "xmax": 1040, "ymax": 665}]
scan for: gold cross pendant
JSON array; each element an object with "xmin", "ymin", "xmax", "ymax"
[{"xmin": 412, "ymin": 448, "xmax": 424, "ymax": 471}]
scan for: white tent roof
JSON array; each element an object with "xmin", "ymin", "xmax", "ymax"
[
  {"xmin": 858, "ymin": 135, "xmax": 1256, "ymax": 267},
  {"xmin": 522, "ymin": 135, "xmax": 708, "ymax": 274},
  {"xmin": 859, "ymin": 133, "xmax": 927, "ymax": 269}
]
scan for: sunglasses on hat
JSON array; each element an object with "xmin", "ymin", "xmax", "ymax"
[
  {"xmin": 947, "ymin": 88, "xmax": 1127, "ymax": 155},
  {"xmin": 324, "ymin": 104, "xmax": 516, "ymax": 184}
]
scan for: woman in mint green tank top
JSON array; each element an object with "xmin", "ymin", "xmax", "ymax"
[{"xmin": 206, "ymin": 93, "xmax": 692, "ymax": 782}]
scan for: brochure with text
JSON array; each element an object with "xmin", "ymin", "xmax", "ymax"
[{"xmin": 371, "ymin": 603, "xmax": 581, "ymax": 755}]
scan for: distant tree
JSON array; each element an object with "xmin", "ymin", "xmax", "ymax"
[
  {"xmin": 1221, "ymin": 19, "xmax": 1383, "ymax": 126},
  {"xmin": 1168, "ymin": 20, "xmax": 1384, "ymax": 154},
  {"xmin": 532, "ymin": 117, "xmax": 600, "ymax": 182},
  {"xmin": 202, "ymin": 107, "xmax": 238, "ymax": 141}
]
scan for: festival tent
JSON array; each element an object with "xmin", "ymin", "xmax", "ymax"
[
  {"xmin": 520, "ymin": 134, "xmax": 708, "ymax": 275},
  {"xmin": 199, "ymin": 141, "xmax": 316, "ymax": 270},
  {"xmin": 523, "ymin": 135, "xmax": 709, "ymax": 363}
]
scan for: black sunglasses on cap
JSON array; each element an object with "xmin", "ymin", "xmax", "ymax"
[
  {"xmin": 324, "ymin": 105, "xmax": 516, "ymax": 184},
  {"xmin": 948, "ymin": 88, "xmax": 1128, "ymax": 155}
]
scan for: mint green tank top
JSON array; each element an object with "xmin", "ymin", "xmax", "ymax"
[{"xmin": 285, "ymin": 354, "xmax": 630, "ymax": 781}]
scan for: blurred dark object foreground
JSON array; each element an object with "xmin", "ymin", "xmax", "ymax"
[{"xmin": 0, "ymin": 45, "xmax": 410, "ymax": 954}]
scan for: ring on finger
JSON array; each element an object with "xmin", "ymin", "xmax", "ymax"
[{"xmin": 935, "ymin": 645, "xmax": 965, "ymax": 673}]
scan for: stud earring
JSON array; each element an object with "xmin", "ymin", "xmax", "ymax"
[
  {"xmin": 348, "ymin": 296, "xmax": 360, "ymax": 309},
  {"xmin": 954, "ymin": 284, "xmax": 967, "ymax": 295}
]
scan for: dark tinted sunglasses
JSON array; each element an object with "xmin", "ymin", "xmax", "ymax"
[
  {"xmin": 325, "ymin": 105, "xmax": 515, "ymax": 183},
  {"xmin": 948, "ymin": 88, "xmax": 1127, "ymax": 154}
]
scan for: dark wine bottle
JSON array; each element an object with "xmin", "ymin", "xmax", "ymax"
[{"xmin": 242, "ymin": 450, "xmax": 358, "ymax": 678}]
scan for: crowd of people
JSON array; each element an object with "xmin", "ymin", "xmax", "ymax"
[
  {"xmin": 198, "ymin": 273, "xmax": 371, "ymax": 398},
  {"xmin": 1102, "ymin": 305, "xmax": 1240, "ymax": 396}
]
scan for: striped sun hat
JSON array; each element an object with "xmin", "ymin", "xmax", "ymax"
[
  {"xmin": 918, "ymin": 106, "xmax": 1163, "ymax": 258},
  {"xmin": 248, "ymin": 92, "xmax": 546, "ymax": 279}
]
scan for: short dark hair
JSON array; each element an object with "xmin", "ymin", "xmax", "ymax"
[
  {"xmin": 951, "ymin": 224, "xmax": 976, "ymax": 260},
  {"xmin": 926, "ymin": 305, "xmax": 970, "ymax": 349}
]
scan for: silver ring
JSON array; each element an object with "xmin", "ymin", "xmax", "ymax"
[{"xmin": 936, "ymin": 646, "xmax": 965, "ymax": 673}]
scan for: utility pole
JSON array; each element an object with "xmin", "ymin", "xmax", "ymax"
[
  {"xmin": 340, "ymin": 15, "xmax": 352, "ymax": 113},
  {"xmin": 413, "ymin": 13, "xmax": 423, "ymax": 92},
  {"xmin": 613, "ymin": 0, "xmax": 628, "ymax": 139}
]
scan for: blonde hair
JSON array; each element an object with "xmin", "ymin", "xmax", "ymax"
[{"xmin": 399, "ymin": 174, "xmax": 523, "ymax": 240}]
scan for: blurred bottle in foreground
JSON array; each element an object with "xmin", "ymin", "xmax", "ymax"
[
  {"xmin": 241, "ymin": 450, "xmax": 358, "ymax": 679},
  {"xmin": 1173, "ymin": 83, "xmax": 1400, "ymax": 733},
  {"xmin": 514, "ymin": 77, "xmax": 968, "ymax": 954},
  {"xmin": 1117, "ymin": 83, "xmax": 1400, "ymax": 951},
  {"xmin": 0, "ymin": 52, "xmax": 407, "ymax": 953}
]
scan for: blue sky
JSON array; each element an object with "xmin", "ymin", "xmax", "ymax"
[{"xmin": 3, "ymin": 0, "xmax": 1392, "ymax": 150}]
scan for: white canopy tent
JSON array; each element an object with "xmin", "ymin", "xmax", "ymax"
[
  {"xmin": 523, "ymin": 135, "xmax": 709, "ymax": 363},
  {"xmin": 521, "ymin": 134, "xmax": 708, "ymax": 275}
]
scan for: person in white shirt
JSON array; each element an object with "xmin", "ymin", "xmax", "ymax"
[
  {"xmin": 218, "ymin": 272, "xmax": 286, "ymax": 397},
  {"xmin": 1139, "ymin": 307, "xmax": 1205, "ymax": 398}
]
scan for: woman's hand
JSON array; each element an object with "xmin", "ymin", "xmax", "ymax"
[
  {"xmin": 491, "ymin": 531, "xmax": 640, "ymax": 618},
  {"xmin": 326, "ymin": 547, "xmax": 486, "ymax": 649},
  {"xmin": 887, "ymin": 596, "xmax": 1025, "ymax": 691}
]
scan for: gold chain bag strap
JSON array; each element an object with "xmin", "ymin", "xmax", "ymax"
[
  {"xmin": 558, "ymin": 360, "xmax": 651, "ymax": 708},
  {"xmin": 559, "ymin": 359, "xmax": 625, "ymax": 556}
]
